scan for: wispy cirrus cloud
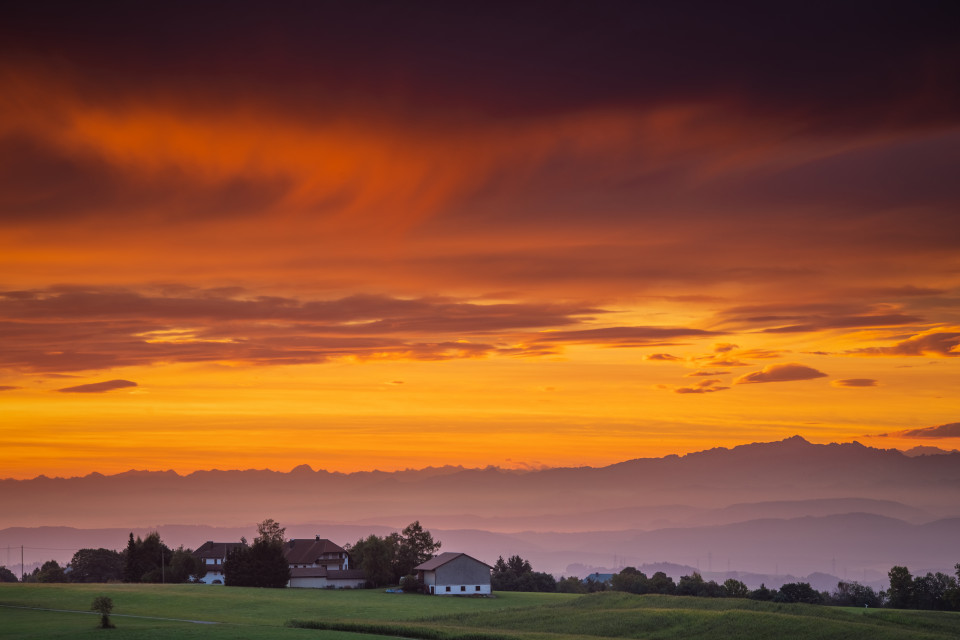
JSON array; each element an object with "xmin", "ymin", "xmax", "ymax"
[
  {"xmin": 873, "ymin": 422, "xmax": 960, "ymax": 439},
  {"xmin": 901, "ymin": 423, "xmax": 960, "ymax": 438},
  {"xmin": 831, "ymin": 378, "xmax": 879, "ymax": 388},
  {"xmin": 534, "ymin": 326, "xmax": 719, "ymax": 347},
  {"xmin": 57, "ymin": 379, "xmax": 137, "ymax": 394},
  {"xmin": 713, "ymin": 302, "xmax": 926, "ymax": 334}
]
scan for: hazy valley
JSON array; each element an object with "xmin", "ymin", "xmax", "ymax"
[{"xmin": 3, "ymin": 437, "xmax": 959, "ymax": 591}]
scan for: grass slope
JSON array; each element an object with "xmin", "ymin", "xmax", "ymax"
[{"xmin": 1, "ymin": 585, "xmax": 958, "ymax": 640}]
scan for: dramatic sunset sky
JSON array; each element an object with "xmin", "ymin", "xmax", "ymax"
[{"xmin": 2, "ymin": 1, "xmax": 958, "ymax": 479}]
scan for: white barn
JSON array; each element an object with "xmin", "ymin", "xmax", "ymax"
[{"xmin": 414, "ymin": 552, "xmax": 492, "ymax": 595}]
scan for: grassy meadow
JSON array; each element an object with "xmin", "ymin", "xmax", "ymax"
[{"xmin": 2, "ymin": 584, "xmax": 959, "ymax": 640}]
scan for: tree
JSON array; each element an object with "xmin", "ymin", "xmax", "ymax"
[
  {"xmin": 749, "ymin": 583, "xmax": 775, "ymax": 601},
  {"xmin": 350, "ymin": 534, "xmax": 399, "ymax": 587},
  {"xmin": 36, "ymin": 560, "xmax": 66, "ymax": 583},
  {"xmin": 557, "ymin": 576, "xmax": 588, "ymax": 594},
  {"xmin": 723, "ymin": 578, "xmax": 749, "ymax": 598},
  {"xmin": 256, "ymin": 519, "xmax": 285, "ymax": 545},
  {"xmin": 91, "ymin": 596, "xmax": 115, "ymax": 629},
  {"xmin": 611, "ymin": 567, "xmax": 648, "ymax": 594},
  {"xmin": 224, "ymin": 522, "xmax": 290, "ymax": 589},
  {"xmin": 69, "ymin": 549, "xmax": 123, "ymax": 583},
  {"xmin": 887, "ymin": 565, "xmax": 914, "ymax": 609},
  {"xmin": 832, "ymin": 581, "xmax": 881, "ymax": 608},
  {"xmin": 948, "ymin": 563, "xmax": 960, "ymax": 611},
  {"xmin": 168, "ymin": 547, "xmax": 202, "ymax": 583},
  {"xmin": 647, "ymin": 571, "xmax": 676, "ymax": 595},
  {"xmin": 0, "ymin": 566, "xmax": 18, "ymax": 583},
  {"xmin": 677, "ymin": 572, "xmax": 706, "ymax": 596},
  {"xmin": 913, "ymin": 572, "xmax": 954, "ymax": 611},
  {"xmin": 491, "ymin": 554, "xmax": 555, "ymax": 592},
  {"xmin": 123, "ymin": 532, "xmax": 171, "ymax": 583},
  {"xmin": 395, "ymin": 521, "xmax": 441, "ymax": 577},
  {"xmin": 775, "ymin": 582, "xmax": 822, "ymax": 604}
]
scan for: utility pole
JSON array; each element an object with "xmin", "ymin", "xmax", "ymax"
[{"xmin": 21, "ymin": 546, "xmax": 24, "ymax": 582}]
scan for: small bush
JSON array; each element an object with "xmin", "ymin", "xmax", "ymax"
[{"xmin": 91, "ymin": 596, "xmax": 115, "ymax": 629}]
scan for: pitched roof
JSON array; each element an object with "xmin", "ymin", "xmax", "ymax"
[
  {"xmin": 283, "ymin": 538, "xmax": 347, "ymax": 564},
  {"xmin": 414, "ymin": 552, "xmax": 492, "ymax": 571},
  {"xmin": 193, "ymin": 541, "xmax": 245, "ymax": 558}
]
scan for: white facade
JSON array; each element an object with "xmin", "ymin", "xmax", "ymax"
[
  {"xmin": 415, "ymin": 552, "xmax": 492, "ymax": 596},
  {"xmin": 198, "ymin": 559, "xmax": 225, "ymax": 585}
]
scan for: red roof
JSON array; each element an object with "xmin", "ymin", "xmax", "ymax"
[
  {"xmin": 283, "ymin": 538, "xmax": 347, "ymax": 564},
  {"xmin": 193, "ymin": 541, "xmax": 245, "ymax": 559}
]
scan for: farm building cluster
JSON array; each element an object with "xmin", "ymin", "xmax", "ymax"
[{"xmin": 193, "ymin": 537, "xmax": 491, "ymax": 594}]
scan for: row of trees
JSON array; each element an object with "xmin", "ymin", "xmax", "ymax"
[
  {"xmin": 347, "ymin": 521, "xmax": 442, "ymax": 588},
  {"xmin": 492, "ymin": 555, "xmax": 557, "ymax": 592},
  {"xmin": 0, "ymin": 533, "xmax": 204, "ymax": 584},
  {"xmin": 486, "ymin": 555, "xmax": 960, "ymax": 611}
]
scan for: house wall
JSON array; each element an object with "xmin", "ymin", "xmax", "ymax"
[
  {"xmin": 428, "ymin": 555, "xmax": 491, "ymax": 595},
  {"xmin": 435, "ymin": 555, "xmax": 491, "ymax": 586},
  {"xmin": 288, "ymin": 576, "xmax": 366, "ymax": 589},
  {"xmin": 198, "ymin": 568, "xmax": 225, "ymax": 584},
  {"xmin": 289, "ymin": 576, "xmax": 327, "ymax": 589}
]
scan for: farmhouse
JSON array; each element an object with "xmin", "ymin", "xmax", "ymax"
[
  {"xmin": 283, "ymin": 536, "xmax": 366, "ymax": 589},
  {"xmin": 414, "ymin": 552, "xmax": 492, "ymax": 595},
  {"xmin": 193, "ymin": 541, "xmax": 245, "ymax": 584},
  {"xmin": 283, "ymin": 536, "xmax": 350, "ymax": 570}
]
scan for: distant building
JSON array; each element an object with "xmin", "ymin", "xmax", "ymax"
[
  {"xmin": 283, "ymin": 536, "xmax": 351, "ymax": 570},
  {"xmin": 287, "ymin": 566, "xmax": 367, "ymax": 589},
  {"xmin": 283, "ymin": 536, "xmax": 365, "ymax": 589},
  {"xmin": 584, "ymin": 572, "xmax": 614, "ymax": 584},
  {"xmin": 193, "ymin": 541, "xmax": 245, "ymax": 584},
  {"xmin": 414, "ymin": 552, "xmax": 492, "ymax": 595}
]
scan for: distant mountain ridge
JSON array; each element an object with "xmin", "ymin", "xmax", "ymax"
[{"xmin": 3, "ymin": 436, "xmax": 959, "ymax": 530}]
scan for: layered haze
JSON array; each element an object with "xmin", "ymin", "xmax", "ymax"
[{"xmin": 3, "ymin": 437, "xmax": 959, "ymax": 588}]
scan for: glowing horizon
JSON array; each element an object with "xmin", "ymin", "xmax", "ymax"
[{"xmin": 1, "ymin": 4, "xmax": 958, "ymax": 481}]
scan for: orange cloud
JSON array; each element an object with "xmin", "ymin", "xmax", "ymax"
[
  {"xmin": 901, "ymin": 423, "xmax": 960, "ymax": 438},
  {"xmin": 831, "ymin": 378, "xmax": 879, "ymax": 388},
  {"xmin": 852, "ymin": 330, "xmax": 960, "ymax": 358},
  {"xmin": 734, "ymin": 363, "xmax": 828, "ymax": 385},
  {"xmin": 673, "ymin": 379, "xmax": 729, "ymax": 394},
  {"xmin": 57, "ymin": 380, "xmax": 137, "ymax": 393},
  {"xmin": 646, "ymin": 353, "xmax": 684, "ymax": 361}
]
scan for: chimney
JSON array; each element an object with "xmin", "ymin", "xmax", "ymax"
[{"xmin": 315, "ymin": 535, "xmax": 320, "ymax": 541}]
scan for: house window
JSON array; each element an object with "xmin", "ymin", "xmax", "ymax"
[
  {"xmin": 445, "ymin": 586, "xmax": 451, "ymax": 592},
  {"xmin": 461, "ymin": 586, "xmax": 466, "ymax": 592},
  {"xmin": 475, "ymin": 586, "xmax": 481, "ymax": 591}
]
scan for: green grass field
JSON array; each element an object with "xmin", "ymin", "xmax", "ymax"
[{"xmin": 1, "ymin": 584, "xmax": 958, "ymax": 640}]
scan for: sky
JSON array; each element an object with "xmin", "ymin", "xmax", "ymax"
[{"xmin": 1, "ymin": 1, "xmax": 959, "ymax": 479}]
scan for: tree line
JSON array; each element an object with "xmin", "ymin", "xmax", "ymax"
[
  {"xmin": 496, "ymin": 556, "xmax": 960, "ymax": 611},
  {"xmin": 0, "ymin": 533, "xmax": 204, "ymax": 584}
]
